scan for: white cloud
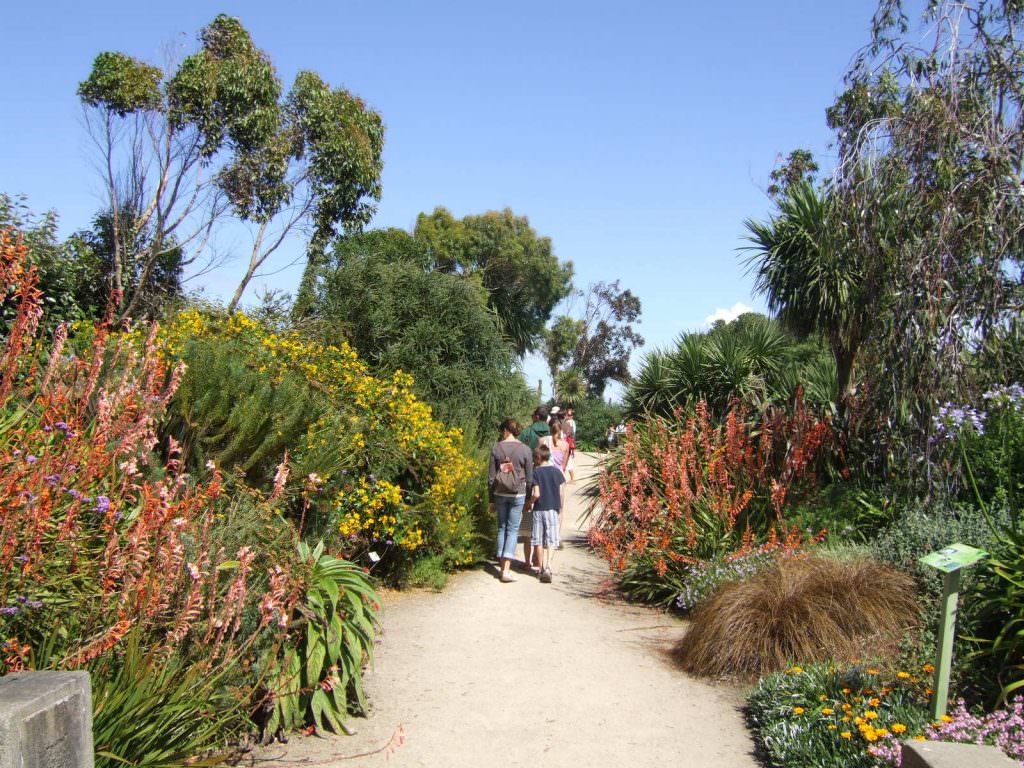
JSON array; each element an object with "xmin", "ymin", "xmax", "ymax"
[{"xmin": 703, "ymin": 302, "xmax": 754, "ymax": 327}]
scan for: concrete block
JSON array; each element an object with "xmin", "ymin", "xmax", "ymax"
[
  {"xmin": 0, "ymin": 672, "xmax": 93, "ymax": 768},
  {"xmin": 902, "ymin": 739, "xmax": 1017, "ymax": 768}
]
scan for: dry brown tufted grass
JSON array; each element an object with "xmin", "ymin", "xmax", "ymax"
[{"xmin": 675, "ymin": 556, "xmax": 919, "ymax": 679}]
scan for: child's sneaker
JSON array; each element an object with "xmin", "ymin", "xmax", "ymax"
[{"xmin": 540, "ymin": 568, "xmax": 552, "ymax": 583}]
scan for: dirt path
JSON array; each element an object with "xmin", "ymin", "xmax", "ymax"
[{"xmin": 257, "ymin": 453, "xmax": 757, "ymax": 767}]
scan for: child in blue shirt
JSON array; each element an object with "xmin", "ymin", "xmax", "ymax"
[{"xmin": 527, "ymin": 444, "xmax": 566, "ymax": 583}]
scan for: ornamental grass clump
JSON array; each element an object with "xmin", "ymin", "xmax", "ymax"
[
  {"xmin": 674, "ymin": 540, "xmax": 799, "ymax": 613},
  {"xmin": 676, "ymin": 556, "xmax": 919, "ymax": 678}
]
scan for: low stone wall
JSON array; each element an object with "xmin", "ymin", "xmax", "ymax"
[
  {"xmin": 902, "ymin": 740, "xmax": 1017, "ymax": 768},
  {"xmin": 0, "ymin": 672, "xmax": 93, "ymax": 768}
]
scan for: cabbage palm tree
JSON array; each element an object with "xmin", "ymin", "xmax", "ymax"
[
  {"xmin": 553, "ymin": 367, "xmax": 588, "ymax": 409},
  {"xmin": 624, "ymin": 350, "xmax": 674, "ymax": 418},
  {"xmin": 665, "ymin": 333, "xmax": 712, "ymax": 412},
  {"xmin": 744, "ymin": 182, "xmax": 868, "ymax": 416},
  {"xmin": 625, "ymin": 318, "xmax": 804, "ymax": 419}
]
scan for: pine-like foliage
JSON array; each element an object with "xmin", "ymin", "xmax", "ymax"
[{"xmin": 299, "ymin": 229, "xmax": 535, "ymax": 443}]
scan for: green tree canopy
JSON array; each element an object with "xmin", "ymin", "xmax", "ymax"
[
  {"xmin": 818, "ymin": 0, "xmax": 1024, "ymax": 484},
  {"xmin": 413, "ymin": 207, "xmax": 573, "ymax": 356},
  {"xmin": 767, "ymin": 149, "xmax": 819, "ymax": 200},
  {"xmin": 0, "ymin": 194, "xmax": 186, "ymax": 323},
  {"xmin": 78, "ymin": 14, "xmax": 384, "ymax": 319},
  {"xmin": 0, "ymin": 195, "xmax": 105, "ymax": 325},
  {"xmin": 298, "ymin": 229, "xmax": 533, "ymax": 442},
  {"xmin": 544, "ymin": 315, "xmax": 585, "ymax": 382}
]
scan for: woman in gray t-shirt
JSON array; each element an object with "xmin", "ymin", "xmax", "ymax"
[{"xmin": 489, "ymin": 418, "xmax": 533, "ymax": 582}]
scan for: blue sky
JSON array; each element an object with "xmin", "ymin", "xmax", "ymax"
[{"xmin": 1, "ymin": 0, "xmax": 879, "ymax": 398}]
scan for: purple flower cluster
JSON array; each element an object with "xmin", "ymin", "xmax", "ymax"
[
  {"xmin": 931, "ymin": 383, "xmax": 1024, "ymax": 444},
  {"xmin": 867, "ymin": 738, "xmax": 902, "ymax": 765},
  {"xmin": 675, "ymin": 550, "xmax": 778, "ymax": 612},
  {"xmin": 933, "ymin": 403, "xmax": 987, "ymax": 443},
  {"xmin": 64, "ymin": 488, "xmax": 92, "ymax": 503},
  {"xmin": 984, "ymin": 384, "xmax": 1024, "ymax": 414},
  {"xmin": 1, "ymin": 596, "xmax": 45, "ymax": 616},
  {"xmin": 928, "ymin": 697, "xmax": 1024, "ymax": 761}
]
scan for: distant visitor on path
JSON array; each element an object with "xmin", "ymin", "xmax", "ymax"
[
  {"xmin": 489, "ymin": 418, "xmax": 533, "ymax": 583},
  {"xmin": 563, "ymin": 407, "xmax": 577, "ymax": 483},
  {"xmin": 527, "ymin": 443, "xmax": 565, "ymax": 583},
  {"xmin": 546, "ymin": 418, "xmax": 572, "ymax": 546},
  {"xmin": 518, "ymin": 406, "xmax": 551, "ymax": 450},
  {"xmin": 547, "ymin": 418, "xmax": 570, "ymax": 476}
]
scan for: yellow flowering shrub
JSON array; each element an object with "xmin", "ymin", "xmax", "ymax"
[{"xmin": 148, "ymin": 308, "xmax": 481, "ymax": 577}]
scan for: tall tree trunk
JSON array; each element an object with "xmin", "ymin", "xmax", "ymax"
[
  {"xmin": 227, "ymin": 221, "xmax": 269, "ymax": 315},
  {"xmin": 227, "ymin": 262, "xmax": 259, "ymax": 314},
  {"xmin": 835, "ymin": 343, "xmax": 857, "ymax": 421}
]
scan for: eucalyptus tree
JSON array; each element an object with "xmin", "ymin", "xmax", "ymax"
[
  {"xmin": 544, "ymin": 315, "xmax": 585, "ymax": 382},
  {"xmin": 825, "ymin": 0, "xmax": 1024, "ymax": 478},
  {"xmin": 78, "ymin": 14, "xmax": 384, "ymax": 319},
  {"xmin": 543, "ymin": 281, "xmax": 644, "ymax": 404},
  {"xmin": 570, "ymin": 281, "xmax": 644, "ymax": 398},
  {"xmin": 767, "ymin": 149, "xmax": 819, "ymax": 200}
]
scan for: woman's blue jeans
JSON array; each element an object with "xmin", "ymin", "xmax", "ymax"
[{"xmin": 494, "ymin": 495, "xmax": 525, "ymax": 560}]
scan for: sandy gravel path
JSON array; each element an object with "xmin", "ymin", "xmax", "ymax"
[{"xmin": 256, "ymin": 453, "xmax": 757, "ymax": 767}]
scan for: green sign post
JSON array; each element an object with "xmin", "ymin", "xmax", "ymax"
[{"xmin": 918, "ymin": 543, "xmax": 988, "ymax": 720}]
